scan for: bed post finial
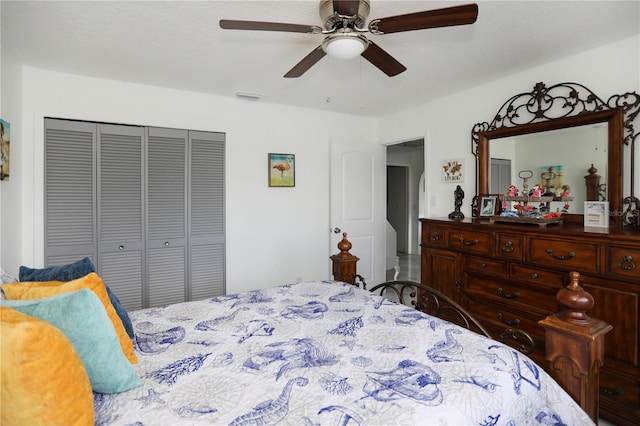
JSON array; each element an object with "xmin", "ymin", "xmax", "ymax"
[
  {"xmin": 557, "ymin": 271, "xmax": 595, "ymax": 323},
  {"xmin": 539, "ymin": 271, "xmax": 612, "ymax": 422},
  {"xmin": 330, "ymin": 232, "xmax": 360, "ymax": 286},
  {"xmin": 336, "ymin": 232, "xmax": 352, "ymax": 257}
]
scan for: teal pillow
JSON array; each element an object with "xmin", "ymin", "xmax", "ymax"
[
  {"xmin": 19, "ymin": 257, "xmax": 135, "ymax": 339},
  {"xmin": 0, "ymin": 288, "xmax": 142, "ymax": 394}
]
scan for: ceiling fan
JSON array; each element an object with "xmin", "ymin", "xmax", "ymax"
[{"xmin": 219, "ymin": 0, "xmax": 478, "ymax": 78}]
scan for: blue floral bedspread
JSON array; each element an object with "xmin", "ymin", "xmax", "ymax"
[{"xmin": 95, "ymin": 280, "xmax": 593, "ymax": 425}]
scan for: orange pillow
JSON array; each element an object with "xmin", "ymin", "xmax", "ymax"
[
  {"xmin": 1, "ymin": 307, "xmax": 94, "ymax": 425},
  {"xmin": 2, "ymin": 273, "xmax": 137, "ymax": 363}
]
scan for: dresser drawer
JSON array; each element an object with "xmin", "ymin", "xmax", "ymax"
[
  {"xmin": 465, "ymin": 255, "xmax": 507, "ymax": 277},
  {"xmin": 599, "ymin": 368, "xmax": 639, "ymax": 410},
  {"xmin": 495, "ymin": 233, "xmax": 523, "ymax": 261},
  {"xmin": 607, "ymin": 245, "xmax": 640, "ymax": 283},
  {"xmin": 466, "ymin": 299, "xmax": 546, "ymax": 340},
  {"xmin": 466, "ymin": 298, "xmax": 545, "ymax": 359},
  {"xmin": 527, "ymin": 237, "xmax": 599, "ymax": 273},
  {"xmin": 465, "ymin": 276, "xmax": 558, "ymax": 314},
  {"xmin": 447, "ymin": 229, "xmax": 492, "ymax": 255},
  {"xmin": 421, "ymin": 224, "xmax": 445, "ymax": 248},
  {"xmin": 510, "ymin": 265, "xmax": 564, "ymax": 290}
]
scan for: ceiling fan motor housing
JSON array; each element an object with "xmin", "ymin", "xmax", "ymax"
[{"xmin": 320, "ymin": 0, "xmax": 370, "ymax": 30}]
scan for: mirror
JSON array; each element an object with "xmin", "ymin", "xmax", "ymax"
[
  {"xmin": 476, "ymin": 108, "xmax": 624, "ymax": 226},
  {"xmin": 488, "ymin": 123, "xmax": 608, "ymax": 214},
  {"xmin": 470, "ymin": 81, "xmax": 640, "ymax": 227}
]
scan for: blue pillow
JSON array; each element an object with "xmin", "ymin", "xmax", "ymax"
[
  {"xmin": 19, "ymin": 257, "xmax": 135, "ymax": 339},
  {"xmin": 0, "ymin": 288, "xmax": 142, "ymax": 393}
]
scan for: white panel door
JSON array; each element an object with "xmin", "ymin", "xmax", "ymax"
[{"xmin": 330, "ymin": 140, "xmax": 386, "ymax": 286}]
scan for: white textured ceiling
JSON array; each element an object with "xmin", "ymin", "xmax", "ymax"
[{"xmin": 2, "ymin": 1, "xmax": 639, "ymax": 117}]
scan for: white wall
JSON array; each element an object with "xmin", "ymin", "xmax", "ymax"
[
  {"xmin": 377, "ymin": 35, "xmax": 640, "ymax": 219},
  {"xmin": 3, "ymin": 66, "xmax": 376, "ymax": 293},
  {"xmin": 2, "ymin": 34, "xmax": 638, "ymax": 291},
  {"xmin": 0, "ymin": 48, "xmax": 23, "ymax": 273}
]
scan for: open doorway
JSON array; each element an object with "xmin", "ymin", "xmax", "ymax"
[
  {"xmin": 386, "ymin": 139, "xmax": 424, "ymax": 281},
  {"xmin": 387, "ymin": 165, "xmax": 409, "ymax": 252}
]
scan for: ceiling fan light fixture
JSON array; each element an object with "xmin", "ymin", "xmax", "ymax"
[{"xmin": 322, "ymin": 33, "xmax": 368, "ymax": 60}]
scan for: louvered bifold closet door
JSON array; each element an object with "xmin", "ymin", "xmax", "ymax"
[
  {"xmin": 146, "ymin": 127, "xmax": 188, "ymax": 307},
  {"xmin": 97, "ymin": 124, "xmax": 145, "ymax": 311},
  {"xmin": 44, "ymin": 119, "xmax": 97, "ymax": 266},
  {"xmin": 189, "ymin": 130, "xmax": 225, "ymax": 299}
]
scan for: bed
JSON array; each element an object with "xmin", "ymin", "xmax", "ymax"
[
  {"xmin": 91, "ymin": 278, "xmax": 593, "ymax": 426},
  {"xmin": 1, "ymin": 235, "xmax": 602, "ymax": 425}
]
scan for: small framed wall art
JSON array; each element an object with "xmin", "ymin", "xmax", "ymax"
[
  {"xmin": 479, "ymin": 194, "xmax": 499, "ymax": 217},
  {"xmin": 442, "ymin": 158, "xmax": 464, "ymax": 183},
  {"xmin": 584, "ymin": 201, "xmax": 609, "ymax": 228},
  {"xmin": 1, "ymin": 118, "xmax": 10, "ymax": 182},
  {"xmin": 268, "ymin": 153, "xmax": 295, "ymax": 187}
]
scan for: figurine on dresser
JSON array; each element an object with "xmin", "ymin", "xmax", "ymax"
[{"xmin": 448, "ymin": 185, "xmax": 465, "ymax": 219}]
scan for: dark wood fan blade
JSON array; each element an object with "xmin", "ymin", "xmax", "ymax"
[
  {"xmin": 284, "ymin": 46, "xmax": 327, "ymax": 78},
  {"xmin": 333, "ymin": 0, "xmax": 360, "ymax": 16},
  {"xmin": 369, "ymin": 3, "xmax": 478, "ymax": 34},
  {"xmin": 220, "ymin": 19, "xmax": 321, "ymax": 34},
  {"xmin": 361, "ymin": 41, "xmax": 406, "ymax": 77}
]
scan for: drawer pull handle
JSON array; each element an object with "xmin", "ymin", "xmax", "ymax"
[
  {"xmin": 618, "ymin": 255, "xmax": 636, "ymax": 271},
  {"xmin": 497, "ymin": 312, "xmax": 520, "ymax": 326},
  {"xmin": 530, "ymin": 273, "xmax": 538, "ymax": 279},
  {"xmin": 499, "ymin": 328, "xmax": 534, "ymax": 354},
  {"xmin": 497, "ymin": 287, "xmax": 520, "ymax": 299},
  {"xmin": 118, "ymin": 245, "xmax": 124, "ymax": 250},
  {"xmin": 546, "ymin": 249, "xmax": 575, "ymax": 260},
  {"xmin": 459, "ymin": 237, "xmax": 478, "ymax": 246},
  {"xmin": 501, "ymin": 241, "xmax": 514, "ymax": 253},
  {"xmin": 429, "ymin": 232, "xmax": 440, "ymax": 242},
  {"xmin": 600, "ymin": 386, "xmax": 624, "ymax": 397},
  {"xmin": 479, "ymin": 263, "xmax": 486, "ymax": 268}
]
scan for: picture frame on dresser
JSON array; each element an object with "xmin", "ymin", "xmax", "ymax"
[
  {"xmin": 479, "ymin": 194, "xmax": 499, "ymax": 216},
  {"xmin": 584, "ymin": 201, "xmax": 609, "ymax": 228}
]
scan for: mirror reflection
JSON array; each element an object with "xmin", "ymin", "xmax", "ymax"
[{"xmin": 489, "ymin": 124, "xmax": 608, "ymax": 214}]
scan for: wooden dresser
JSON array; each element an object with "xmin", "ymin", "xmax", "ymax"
[{"xmin": 420, "ymin": 217, "xmax": 640, "ymax": 425}]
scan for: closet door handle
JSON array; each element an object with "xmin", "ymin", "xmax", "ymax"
[
  {"xmin": 118, "ymin": 245, "xmax": 124, "ymax": 250},
  {"xmin": 164, "ymin": 241, "xmax": 170, "ymax": 246}
]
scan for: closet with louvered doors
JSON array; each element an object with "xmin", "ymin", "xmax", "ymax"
[{"xmin": 44, "ymin": 119, "xmax": 225, "ymax": 311}]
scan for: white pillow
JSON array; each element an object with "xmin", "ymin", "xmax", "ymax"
[
  {"xmin": 1, "ymin": 268, "xmax": 18, "ymax": 284},
  {"xmin": 1, "ymin": 268, "xmax": 19, "ymax": 299}
]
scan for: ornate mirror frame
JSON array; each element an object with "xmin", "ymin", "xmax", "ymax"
[{"xmin": 471, "ymin": 82, "xmax": 640, "ymax": 227}]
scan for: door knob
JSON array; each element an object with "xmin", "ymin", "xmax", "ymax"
[{"xmin": 333, "ymin": 227, "xmax": 341, "ymax": 234}]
